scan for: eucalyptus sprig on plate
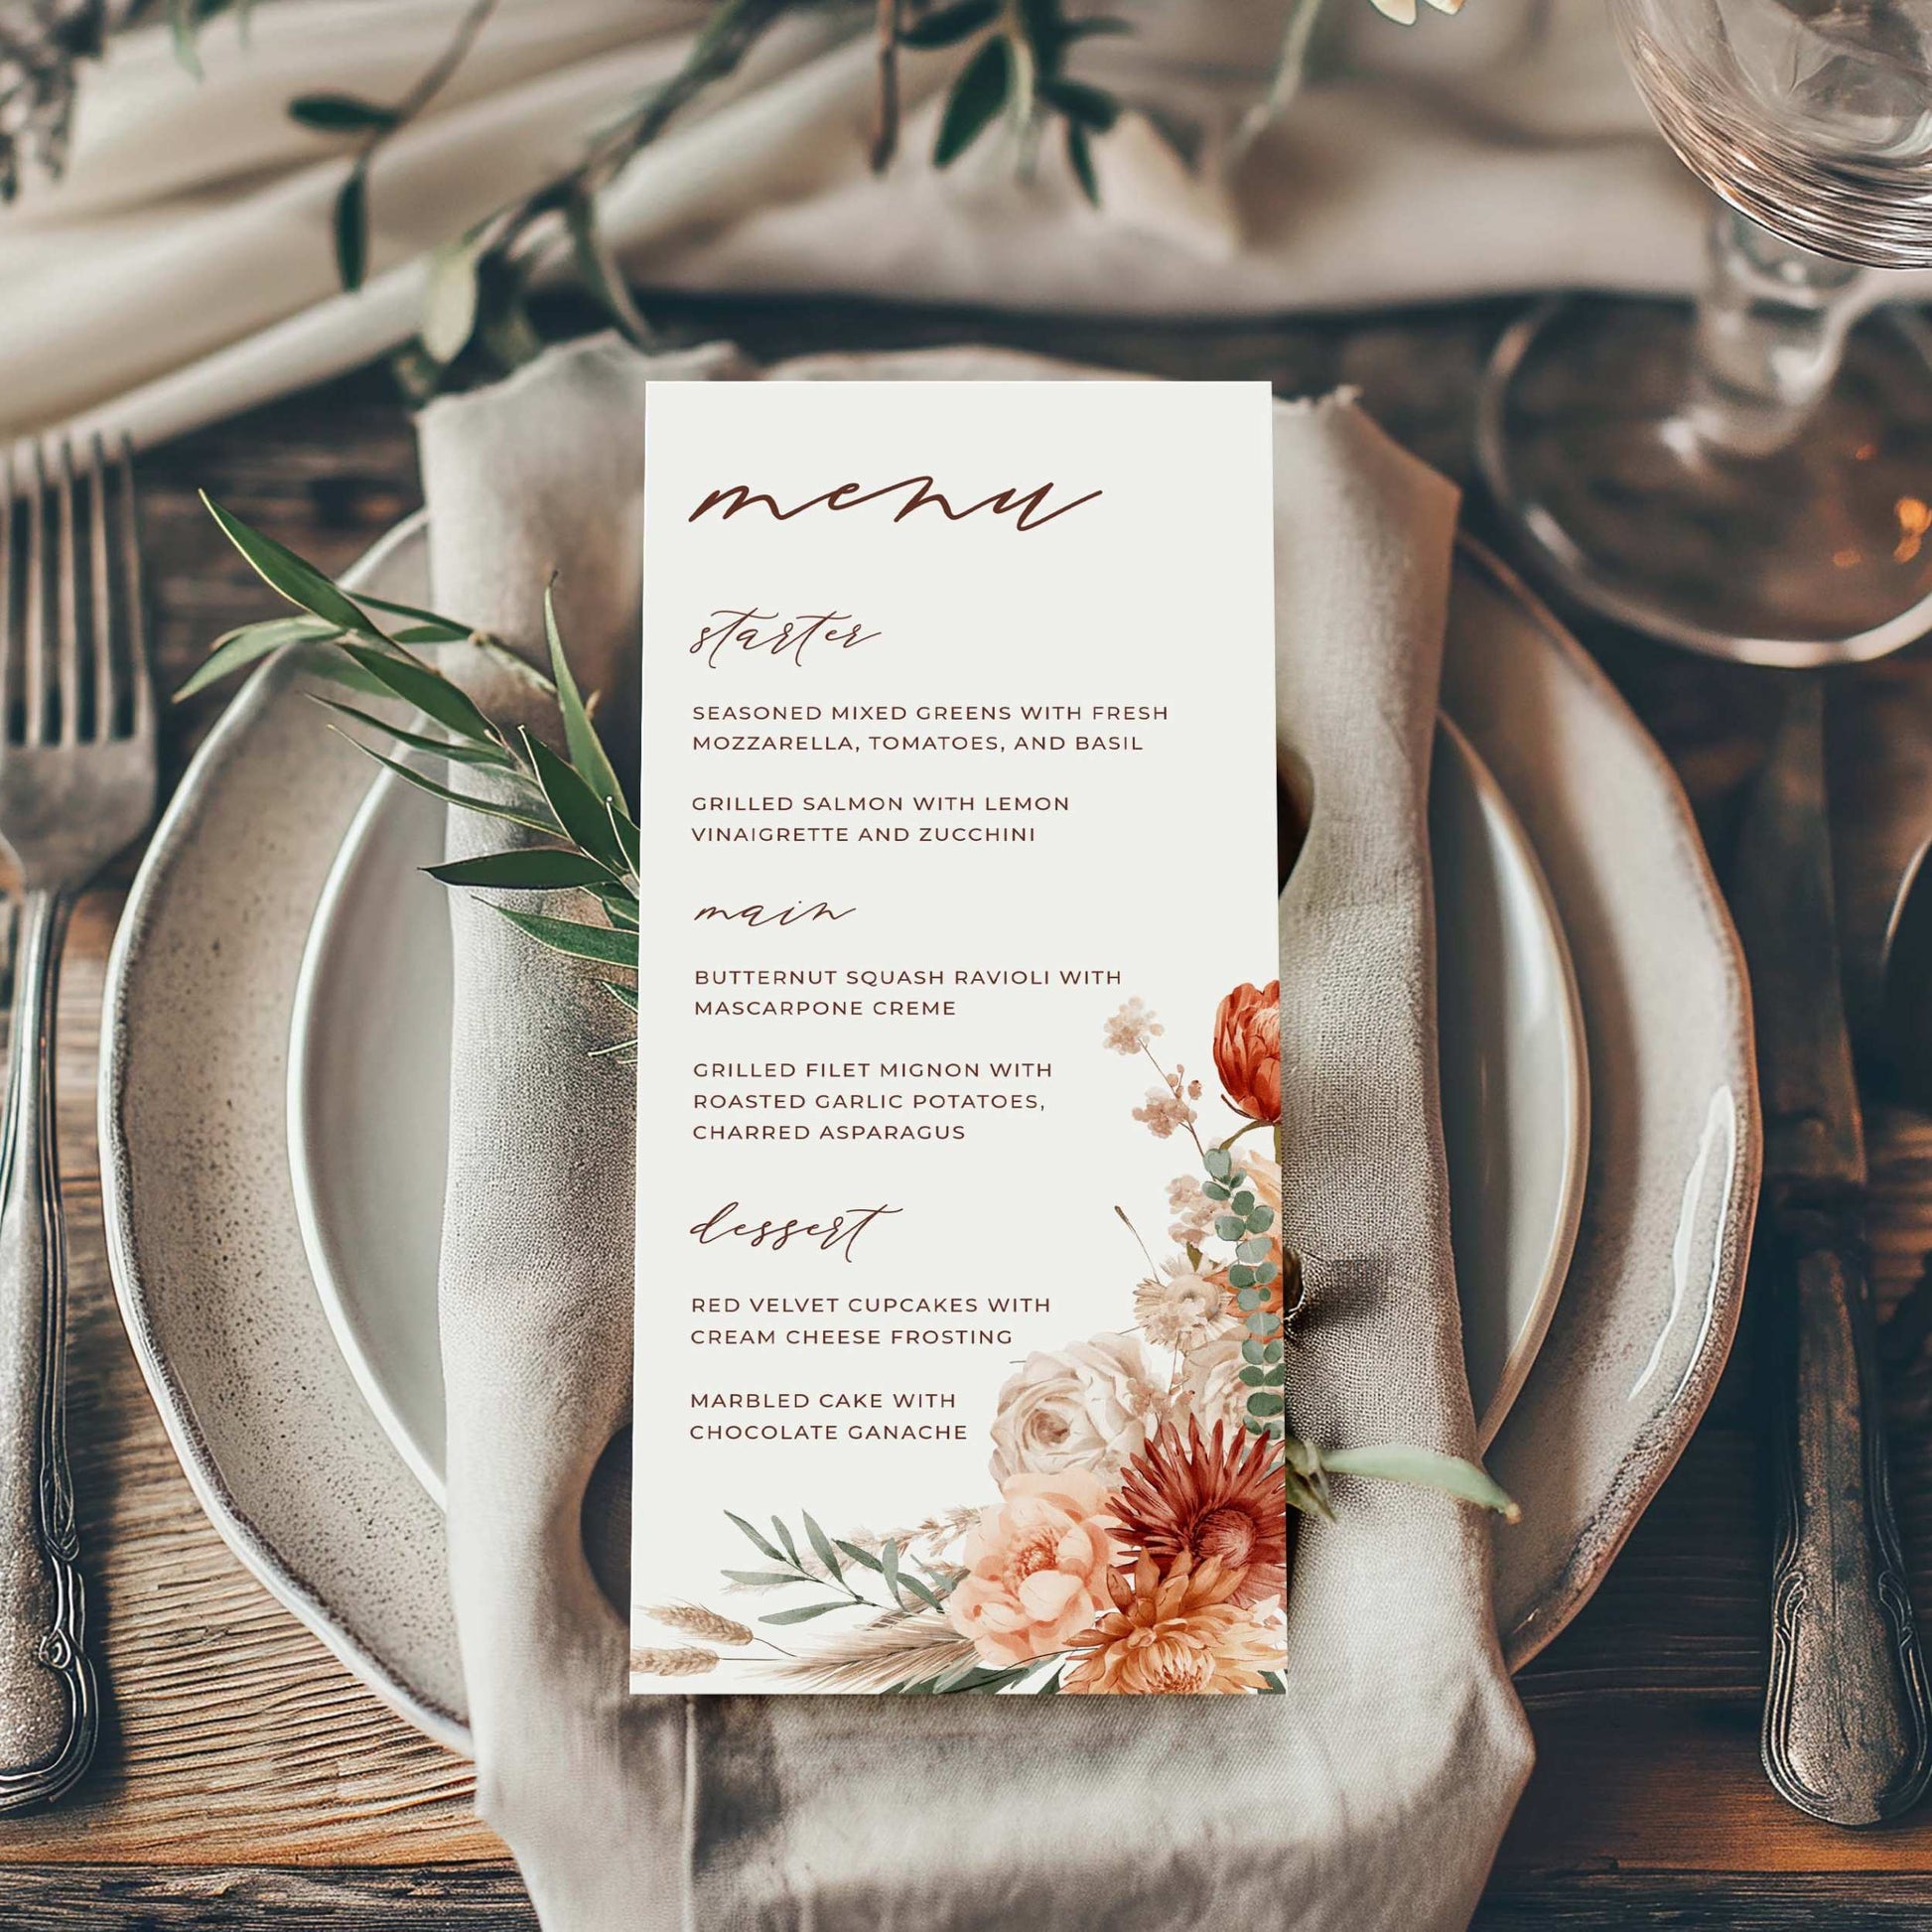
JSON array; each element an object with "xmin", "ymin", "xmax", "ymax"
[{"xmin": 183, "ymin": 495, "xmax": 640, "ymax": 1015}]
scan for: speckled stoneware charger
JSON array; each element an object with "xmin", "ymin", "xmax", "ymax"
[
  {"xmin": 101, "ymin": 485, "xmax": 1758, "ymax": 1755},
  {"xmin": 288, "ymin": 708, "xmax": 1582, "ymax": 1508}
]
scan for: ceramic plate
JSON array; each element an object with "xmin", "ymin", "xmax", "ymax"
[
  {"xmin": 288, "ymin": 699, "xmax": 1584, "ymax": 1509},
  {"xmin": 101, "ymin": 508, "xmax": 1756, "ymax": 1750}
]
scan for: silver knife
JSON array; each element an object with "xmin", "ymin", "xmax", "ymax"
[{"xmin": 1734, "ymin": 676, "xmax": 1932, "ymax": 1826}]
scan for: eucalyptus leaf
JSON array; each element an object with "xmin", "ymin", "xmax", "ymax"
[
  {"xmin": 759, "ymin": 1601, "xmax": 850, "ymax": 1626},
  {"xmin": 544, "ymin": 585, "xmax": 625, "ymax": 811},
  {"xmin": 725, "ymin": 1511, "xmax": 785, "ymax": 1563},
  {"xmin": 202, "ymin": 493, "xmax": 381, "ymax": 639},
  {"xmin": 492, "ymin": 905, "xmax": 638, "ymax": 969},
  {"xmin": 769, "ymin": 1517, "xmax": 802, "ymax": 1566},
  {"xmin": 933, "ymin": 36, "xmax": 1012, "ymax": 168},
  {"xmin": 1203, "ymin": 1148, "xmax": 1232, "ymax": 1179},
  {"xmin": 892, "ymin": 1569, "xmax": 947, "ymax": 1615},
  {"xmin": 721, "ymin": 1568, "xmax": 798, "ymax": 1588},
  {"xmin": 835, "ymin": 1539, "xmax": 885, "ymax": 1575},
  {"xmin": 881, "ymin": 1536, "xmax": 904, "ymax": 1607},
  {"xmin": 428, "ymin": 849, "xmax": 614, "ymax": 890},
  {"xmin": 801, "ymin": 1513, "xmax": 845, "ymax": 1582},
  {"xmin": 1318, "ymin": 1444, "xmax": 1521, "ymax": 1521}
]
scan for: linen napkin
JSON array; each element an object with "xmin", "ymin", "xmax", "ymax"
[
  {"xmin": 421, "ymin": 334, "xmax": 1532, "ymax": 1931},
  {"xmin": 17, "ymin": 0, "xmax": 1929, "ymax": 452}
]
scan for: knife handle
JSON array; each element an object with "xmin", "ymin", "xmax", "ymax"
[{"xmin": 1761, "ymin": 1196, "xmax": 1932, "ymax": 1825}]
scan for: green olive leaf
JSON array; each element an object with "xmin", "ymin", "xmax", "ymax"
[
  {"xmin": 543, "ymin": 585, "xmax": 626, "ymax": 812},
  {"xmin": 1318, "ymin": 1444, "xmax": 1521, "ymax": 1522},
  {"xmin": 202, "ymin": 493, "xmax": 383, "ymax": 639},
  {"xmin": 490, "ymin": 904, "xmax": 638, "ymax": 969},
  {"xmin": 933, "ymin": 36, "xmax": 1012, "ymax": 168}
]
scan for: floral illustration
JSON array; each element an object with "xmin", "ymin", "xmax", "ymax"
[{"xmin": 633, "ymin": 981, "xmax": 1516, "ymax": 1695}]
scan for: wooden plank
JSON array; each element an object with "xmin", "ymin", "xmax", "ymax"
[
  {"xmin": 0, "ymin": 1864, "xmax": 533, "ymax": 1925},
  {"xmin": 1499, "ymin": 1702, "xmax": 1932, "ymax": 1877},
  {"xmin": 24, "ymin": 891, "xmax": 500, "ymax": 1865},
  {"xmin": 1475, "ymin": 1872, "xmax": 1932, "ymax": 1930}
]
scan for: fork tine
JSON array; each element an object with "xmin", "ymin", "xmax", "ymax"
[
  {"xmin": 0, "ymin": 897, "xmax": 16, "ymax": 1041},
  {"xmin": 116, "ymin": 438, "xmax": 152, "ymax": 745},
  {"xmin": 0, "ymin": 453, "xmax": 12, "ymax": 747},
  {"xmin": 55, "ymin": 441, "xmax": 78, "ymax": 747},
  {"xmin": 24, "ymin": 445, "xmax": 46, "ymax": 748},
  {"xmin": 86, "ymin": 437, "xmax": 111, "ymax": 745}
]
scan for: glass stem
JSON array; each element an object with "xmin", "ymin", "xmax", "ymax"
[{"xmin": 1686, "ymin": 205, "xmax": 1871, "ymax": 459}]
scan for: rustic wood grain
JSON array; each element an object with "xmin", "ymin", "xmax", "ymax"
[
  {"xmin": 1474, "ymin": 1873, "xmax": 1932, "ymax": 1929},
  {"xmin": 17, "ymin": 291, "xmax": 1932, "ymax": 1921},
  {"xmin": 0, "ymin": 1864, "xmax": 533, "ymax": 1924}
]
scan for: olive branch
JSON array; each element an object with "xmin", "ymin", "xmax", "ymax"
[{"xmin": 181, "ymin": 496, "xmax": 642, "ymax": 1013}]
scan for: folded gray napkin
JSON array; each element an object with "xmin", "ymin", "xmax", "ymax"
[{"xmin": 419, "ymin": 334, "xmax": 1531, "ymax": 1931}]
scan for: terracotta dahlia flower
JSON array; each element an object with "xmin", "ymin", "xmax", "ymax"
[
  {"xmin": 1108, "ymin": 1418, "xmax": 1289, "ymax": 1610},
  {"xmin": 1213, "ymin": 980, "xmax": 1282, "ymax": 1126},
  {"xmin": 1061, "ymin": 1550, "xmax": 1283, "ymax": 1695}
]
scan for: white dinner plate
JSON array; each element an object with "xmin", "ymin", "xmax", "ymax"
[
  {"xmin": 102, "ymin": 472, "xmax": 1757, "ymax": 1751},
  {"xmin": 288, "ymin": 706, "xmax": 1586, "ymax": 1508}
]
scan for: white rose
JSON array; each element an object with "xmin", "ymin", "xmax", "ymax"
[
  {"xmin": 1178, "ymin": 1331, "xmax": 1251, "ymax": 1440},
  {"xmin": 988, "ymin": 1332, "xmax": 1169, "ymax": 1484}
]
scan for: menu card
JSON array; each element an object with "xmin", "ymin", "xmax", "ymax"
[{"xmin": 631, "ymin": 379, "xmax": 1284, "ymax": 1696}]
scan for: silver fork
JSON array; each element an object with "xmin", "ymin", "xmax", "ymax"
[{"xmin": 0, "ymin": 437, "xmax": 154, "ymax": 1810}]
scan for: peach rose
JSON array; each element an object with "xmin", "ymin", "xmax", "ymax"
[
  {"xmin": 1213, "ymin": 980, "xmax": 1282, "ymax": 1126},
  {"xmin": 945, "ymin": 1469, "xmax": 1121, "ymax": 1668}
]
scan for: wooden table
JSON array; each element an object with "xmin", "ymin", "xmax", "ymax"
[{"xmin": 19, "ymin": 292, "xmax": 1932, "ymax": 1927}]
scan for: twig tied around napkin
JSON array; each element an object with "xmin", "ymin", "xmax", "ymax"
[{"xmin": 419, "ymin": 334, "xmax": 1531, "ymax": 1932}]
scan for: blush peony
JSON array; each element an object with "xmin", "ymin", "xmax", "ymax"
[{"xmin": 945, "ymin": 1469, "xmax": 1121, "ymax": 1668}]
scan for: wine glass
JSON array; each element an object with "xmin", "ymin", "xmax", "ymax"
[{"xmin": 1477, "ymin": 0, "xmax": 1932, "ymax": 664}]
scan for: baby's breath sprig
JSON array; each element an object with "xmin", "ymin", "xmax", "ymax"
[{"xmin": 180, "ymin": 495, "xmax": 640, "ymax": 1011}]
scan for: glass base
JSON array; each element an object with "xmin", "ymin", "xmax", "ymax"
[{"xmin": 1477, "ymin": 297, "xmax": 1932, "ymax": 666}]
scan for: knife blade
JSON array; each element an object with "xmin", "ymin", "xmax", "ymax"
[{"xmin": 1732, "ymin": 675, "xmax": 1932, "ymax": 1827}]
